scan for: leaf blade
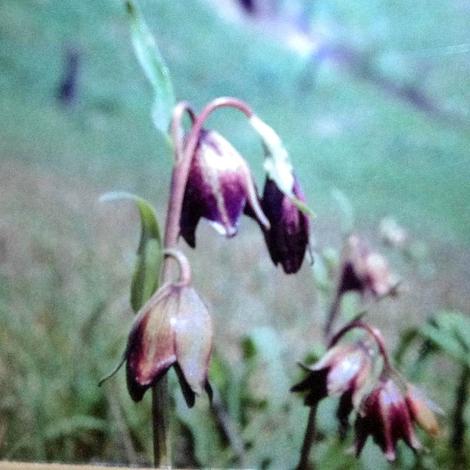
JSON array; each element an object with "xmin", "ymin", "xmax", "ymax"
[{"xmin": 125, "ymin": 0, "xmax": 175, "ymax": 134}]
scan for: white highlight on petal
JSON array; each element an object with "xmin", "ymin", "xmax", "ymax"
[{"xmin": 328, "ymin": 351, "xmax": 362, "ymax": 394}]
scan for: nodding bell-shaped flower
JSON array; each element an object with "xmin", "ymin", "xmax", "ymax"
[
  {"xmin": 355, "ymin": 377, "xmax": 421, "ymax": 461},
  {"xmin": 257, "ymin": 177, "xmax": 310, "ymax": 274},
  {"xmin": 180, "ymin": 129, "xmax": 269, "ymax": 247},
  {"xmin": 125, "ymin": 276, "xmax": 213, "ymax": 407},
  {"xmin": 291, "ymin": 342, "xmax": 373, "ymax": 418},
  {"xmin": 338, "ymin": 235, "xmax": 398, "ymax": 298}
]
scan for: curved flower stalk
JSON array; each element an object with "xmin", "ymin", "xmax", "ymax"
[{"xmin": 125, "ymin": 250, "xmax": 213, "ymax": 407}]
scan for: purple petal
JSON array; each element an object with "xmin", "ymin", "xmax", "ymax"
[
  {"xmin": 125, "ymin": 288, "xmax": 177, "ymax": 402},
  {"xmin": 260, "ymin": 177, "xmax": 309, "ymax": 274},
  {"xmin": 174, "ymin": 286, "xmax": 213, "ymax": 396},
  {"xmin": 180, "ymin": 130, "xmax": 254, "ymax": 246}
]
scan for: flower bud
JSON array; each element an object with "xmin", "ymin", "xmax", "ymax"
[
  {"xmin": 125, "ymin": 282, "xmax": 212, "ymax": 406},
  {"xmin": 355, "ymin": 378, "xmax": 421, "ymax": 461},
  {"xmin": 291, "ymin": 342, "xmax": 372, "ymax": 410},
  {"xmin": 339, "ymin": 235, "xmax": 398, "ymax": 298},
  {"xmin": 180, "ymin": 129, "xmax": 269, "ymax": 247},
  {"xmin": 258, "ymin": 177, "xmax": 310, "ymax": 274},
  {"xmin": 405, "ymin": 385, "xmax": 441, "ymax": 438}
]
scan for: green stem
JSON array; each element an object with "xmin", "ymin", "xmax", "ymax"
[
  {"xmin": 152, "ymin": 377, "xmax": 171, "ymax": 468},
  {"xmin": 296, "ymin": 403, "xmax": 318, "ymax": 470},
  {"xmin": 451, "ymin": 365, "xmax": 470, "ymax": 469},
  {"xmin": 151, "ymin": 103, "xmax": 194, "ymax": 468},
  {"xmin": 151, "ymin": 97, "xmax": 255, "ymax": 467},
  {"xmin": 323, "ymin": 290, "xmax": 341, "ymax": 343}
]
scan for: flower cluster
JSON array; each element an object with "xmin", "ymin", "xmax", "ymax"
[
  {"xmin": 292, "ymin": 321, "xmax": 440, "ymax": 461},
  {"xmin": 118, "ymin": 100, "xmax": 313, "ymax": 409},
  {"xmin": 180, "ymin": 120, "xmax": 311, "ymax": 274}
]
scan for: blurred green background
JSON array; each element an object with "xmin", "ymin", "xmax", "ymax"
[{"xmin": 0, "ymin": 0, "xmax": 469, "ymax": 468}]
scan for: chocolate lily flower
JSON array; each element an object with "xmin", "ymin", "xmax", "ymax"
[
  {"xmin": 355, "ymin": 377, "xmax": 421, "ymax": 461},
  {"xmin": 125, "ymin": 281, "xmax": 213, "ymax": 407},
  {"xmin": 180, "ymin": 129, "xmax": 269, "ymax": 247},
  {"xmin": 338, "ymin": 235, "xmax": 398, "ymax": 298},
  {"xmin": 291, "ymin": 342, "xmax": 373, "ymax": 413},
  {"xmin": 257, "ymin": 177, "xmax": 310, "ymax": 274}
]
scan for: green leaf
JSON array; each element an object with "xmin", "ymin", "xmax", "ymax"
[
  {"xmin": 419, "ymin": 311, "xmax": 470, "ymax": 368},
  {"xmin": 243, "ymin": 326, "xmax": 289, "ymax": 408},
  {"xmin": 249, "ymin": 115, "xmax": 315, "ymax": 218},
  {"xmin": 44, "ymin": 415, "xmax": 107, "ymax": 441},
  {"xmin": 125, "ymin": 0, "xmax": 175, "ymax": 134},
  {"xmin": 100, "ymin": 191, "xmax": 162, "ymax": 312},
  {"xmin": 312, "ymin": 251, "xmax": 331, "ymax": 292}
]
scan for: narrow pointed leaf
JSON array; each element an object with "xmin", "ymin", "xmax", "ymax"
[
  {"xmin": 100, "ymin": 191, "xmax": 162, "ymax": 312},
  {"xmin": 125, "ymin": 0, "xmax": 175, "ymax": 134},
  {"xmin": 419, "ymin": 311, "xmax": 470, "ymax": 368}
]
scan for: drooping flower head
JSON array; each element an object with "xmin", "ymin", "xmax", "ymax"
[
  {"xmin": 291, "ymin": 342, "xmax": 373, "ymax": 406},
  {"xmin": 258, "ymin": 176, "xmax": 310, "ymax": 274},
  {"xmin": 355, "ymin": 377, "xmax": 422, "ymax": 461},
  {"xmin": 180, "ymin": 129, "xmax": 268, "ymax": 247},
  {"xmin": 338, "ymin": 235, "xmax": 398, "ymax": 298},
  {"xmin": 292, "ymin": 341, "xmax": 374, "ymax": 437},
  {"xmin": 125, "ymin": 277, "xmax": 213, "ymax": 407}
]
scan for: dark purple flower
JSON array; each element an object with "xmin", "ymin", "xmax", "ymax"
[
  {"xmin": 180, "ymin": 129, "xmax": 268, "ymax": 247},
  {"xmin": 355, "ymin": 377, "xmax": 421, "ymax": 461},
  {"xmin": 257, "ymin": 177, "xmax": 309, "ymax": 274},
  {"xmin": 291, "ymin": 342, "xmax": 372, "ymax": 413},
  {"xmin": 339, "ymin": 235, "xmax": 398, "ymax": 298},
  {"xmin": 125, "ymin": 282, "xmax": 213, "ymax": 407}
]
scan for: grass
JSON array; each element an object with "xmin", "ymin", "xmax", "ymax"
[
  {"xmin": 1, "ymin": 0, "xmax": 469, "ymax": 242},
  {"xmin": 0, "ymin": 0, "xmax": 469, "ymax": 467}
]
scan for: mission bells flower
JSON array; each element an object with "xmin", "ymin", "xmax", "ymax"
[
  {"xmin": 180, "ymin": 129, "xmax": 269, "ymax": 247},
  {"xmin": 258, "ymin": 177, "xmax": 310, "ymax": 274},
  {"xmin": 355, "ymin": 377, "xmax": 422, "ymax": 461},
  {"xmin": 338, "ymin": 235, "xmax": 398, "ymax": 298},
  {"xmin": 125, "ymin": 281, "xmax": 213, "ymax": 407},
  {"xmin": 291, "ymin": 342, "xmax": 373, "ymax": 419}
]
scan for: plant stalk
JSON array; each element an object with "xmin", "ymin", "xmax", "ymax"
[
  {"xmin": 296, "ymin": 403, "xmax": 318, "ymax": 470},
  {"xmin": 323, "ymin": 290, "xmax": 341, "ymax": 343},
  {"xmin": 451, "ymin": 365, "xmax": 470, "ymax": 468},
  {"xmin": 150, "ymin": 103, "xmax": 194, "ymax": 468},
  {"xmin": 151, "ymin": 98, "xmax": 253, "ymax": 467}
]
